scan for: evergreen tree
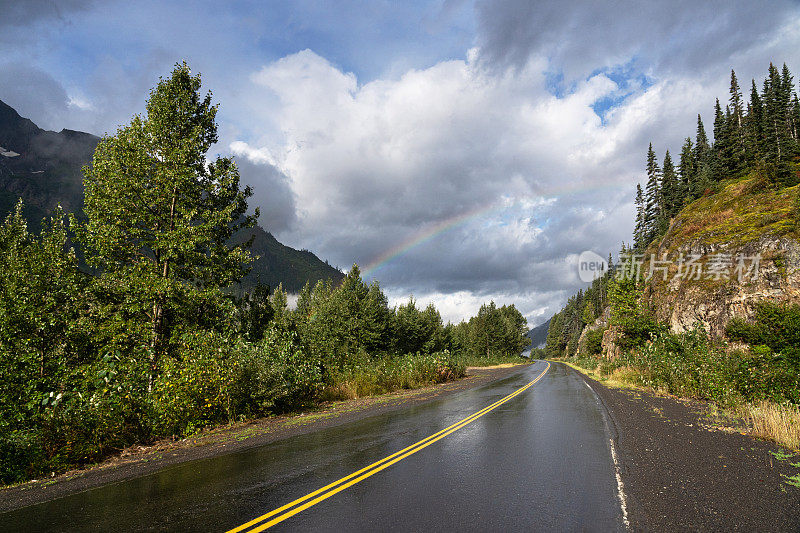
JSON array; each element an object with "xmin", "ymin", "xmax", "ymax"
[
  {"xmin": 633, "ymin": 184, "xmax": 645, "ymax": 250},
  {"xmin": 678, "ymin": 137, "xmax": 694, "ymax": 203},
  {"xmin": 660, "ymin": 150, "xmax": 679, "ymax": 220},
  {"xmin": 762, "ymin": 63, "xmax": 791, "ymax": 165},
  {"xmin": 780, "ymin": 63, "xmax": 798, "ymax": 154},
  {"xmin": 695, "ymin": 114, "xmax": 710, "ymax": 164},
  {"xmin": 711, "ymin": 98, "xmax": 731, "ymax": 179},
  {"xmin": 791, "ymin": 93, "xmax": 800, "ymax": 142},
  {"xmin": 728, "ymin": 70, "xmax": 746, "ymax": 169},
  {"xmin": 693, "ymin": 115, "xmax": 713, "ymax": 196},
  {"xmin": 745, "ymin": 78, "xmax": 764, "ymax": 161},
  {"xmin": 643, "ymin": 143, "xmax": 661, "ymax": 244},
  {"xmin": 729, "ymin": 70, "xmax": 744, "ymax": 132}
]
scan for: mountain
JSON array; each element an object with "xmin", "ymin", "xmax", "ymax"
[
  {"xmin": 0, "ymin": 99, "xmax": 97, "ymax": 231},
  {"xmin": 236, "ymin": 225, "xmax": 344, "ymax": 292},
  {"xmin": 526, "ymin": 317, "xmax": 551, "ymax": 349},
  {"xmin": 0, "ymin": 99, "xmax": 343, "ymax": 292}
]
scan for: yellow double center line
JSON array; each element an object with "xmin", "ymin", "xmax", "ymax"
[{"xmin": 227, "ymin": 361, "xmax": 550, "ymax": 532}]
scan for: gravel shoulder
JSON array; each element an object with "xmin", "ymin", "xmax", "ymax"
[
  {"xmin": 0, "ymin": 363, "xmax": 529, "ymax": 513},
  {"xmin": 563, "ymin": 362, "xmax": 800, "ymax": 531}
]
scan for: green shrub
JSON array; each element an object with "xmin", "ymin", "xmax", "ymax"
[
  {"xmin": 584, "ymin": 328, "xmax": 605, "ymax": 356},
  {"xmin": 151, "ymin": 328, "xmax": 324, "ymax": 436},
  {"xmin": 725, "ymin": 302, "xmax": 800, "ymax": 372},
  {"xmin": 621, "ymin": 327, "xmax": 800, "ymax": 406},
  {"xmin": 230, "ymin": 328, "xmax": 323, "ymax": 415},
  {"xmin": 726, "ymin": 302, "xmax": 800, "ymax": 360},
  {"xmin": 623, "ymin": 328, "xmax": 740, "ymax": 404}
]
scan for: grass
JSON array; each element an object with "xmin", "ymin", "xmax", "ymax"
[
  {"xmin": 741, "ymin": 401, "xmax": 800, "ymax": 450},
  {"xmin": 320, "ymin": 353, "xmax": 467, "ymax": 401},
  {"xmin": 321, "ymin": 352, "xmax": 526, "ymax": 401},
  {"xmin": 665, "ymin": 176, "xmax": 799, "ymax": 250}
]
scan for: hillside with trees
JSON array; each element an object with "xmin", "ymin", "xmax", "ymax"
[
  {"xmin": 546, "ymin": 63, "xmax": 800, "ymax": 447},
  {"xmin": 0, "ymin": 64, "xmax": 530, "ymax": 484},
  {"xmin": 0, "ymin": 98, "xmax": 342, "ymax": 293}
]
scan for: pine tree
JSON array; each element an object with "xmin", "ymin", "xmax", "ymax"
[
  {"xmin": 745, "ymin": 79, "xmax": 764, "ymax": 162},
  {"xmin": 711, "ymin": 98, "xmax": 731, "ymax": 179},
  {"xmin": 678, "ymin": 137, "xmax": 694, "ymax": 203},
  {"xmin": 693, "ymin": 114, "xmax": 713, "ymax": 196},
  {"xmin": 661, "ymin": 150, "xmax": 679, "ymax": 220},
  {"xmin": 644, "ymin": 143, "xmax": 661, "ymax": 244},
  {"xmin": 791, "ymin": 93, "xmax": 800, "ymax": 142},
  {"xmin": 763, "ymin": 63, "xmax": 790, "ymax": 164},
  {"xmin": 728, "ymin": 70, "xmax": 746, "ymax": 170},
  {"xmin": 729, "ymin": 70, "xmax": 744, "ymax": 131},
  {"xmin": 780, "ymin": 63, "xmax": 798, "ymax": 155},
  {"xmin": 695, "ymin": 114, "xmax": 710, "ymax": 165},
  {"xmin": 633, "ymin": 183, "xmax": 645, "ymax": 250}
]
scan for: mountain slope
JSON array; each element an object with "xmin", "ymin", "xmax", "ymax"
[
  {"xmin": 526, "ymin": 317, "xmax": 551, "ymax": 349},
  {"xmin": 0, "ymin": 99, "xmax": 97, "ymax": 230},
  {"xmin": 0, "ymin": 99, "xmax": 343, "ymax": 291},
  {"xmin": 237, "ymin": 225, "xmax": 343, "ymax": 292},
  {"xmin": 641, "ymin": 175, "xmax": 799, "ymax": 338}
]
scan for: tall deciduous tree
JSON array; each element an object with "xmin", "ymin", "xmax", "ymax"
[{"xmin": 78, "ymin": 63, "xmax": 257, "ymax": 390}]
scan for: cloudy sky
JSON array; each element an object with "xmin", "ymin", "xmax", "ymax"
[{"xmin": 3, "ymin": 0, "xmax": 800, "ymax": 325}]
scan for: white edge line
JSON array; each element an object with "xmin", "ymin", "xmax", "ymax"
[
  {"xmin": 580, "ymin": 369, "xmax": 629, "ymax": 529},
  {"xmin": 608, "ymin": 436, "xmax": 630, "ymax": 529}
]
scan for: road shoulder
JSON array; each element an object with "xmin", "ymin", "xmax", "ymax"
[{"xmin": 562, "ymin": 362, "xmax": 800, "ymax": 531}]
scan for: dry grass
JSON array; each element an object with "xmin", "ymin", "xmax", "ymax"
[
  {"xmin": 465, "ymin": 362, "xmax": 525, "ymax": 370},
  {"xmin": 321, "ymin": 381, "xmax": 361, "ymax": 401},
  {"xmin": 603, "ymin": 365, "xmax": 642, "ymax": 388},
  {"xmin": 741, "ymin": 401, "xmax": 800, "ymax": 450}
]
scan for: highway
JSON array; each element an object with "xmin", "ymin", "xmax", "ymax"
[{"xmin": 2, "ymin": 361, "xmax": 626, "ymax": 532}]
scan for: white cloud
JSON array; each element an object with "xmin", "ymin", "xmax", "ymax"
[{"xmin": 233, "ymin": 48, "xmax": 667, "ymax": 321}]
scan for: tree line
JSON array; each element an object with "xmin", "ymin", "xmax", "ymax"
[
  {"xmin": 544, "ymin": 261, "xmax": 612, "ymax": 358},
  {"xmin": 547, "ymin": 62, "xmax": 800, "ymax": 360},
  {"xmin": 0, "ymin": 64, "xmax": 529, "ymax": 484},
  {"xmin": 634, "ymin": 63, "xmax": 800, "ymax": 250}
]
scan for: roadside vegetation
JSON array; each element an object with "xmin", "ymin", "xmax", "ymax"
[
  {"xmin": 547, "ymin": 63, "xmax": 800, "ymax": 450},
  {"xmin": 0, "ymin": 64, "xmax": 530, "ymax": 485}
]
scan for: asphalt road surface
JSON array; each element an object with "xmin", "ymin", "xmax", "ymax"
[{"xmin": 2, "ymin": 361, "xmax": 627, "ymax": 532}]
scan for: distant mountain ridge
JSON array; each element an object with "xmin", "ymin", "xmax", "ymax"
[
  {"xmin": 526, "ymin": 317, "xmax": 551, "ymax": 349},
  {"xmin": 0, "ymin": 99, "xmax": 97, "ymax": 228},
  {"xmin": 0, "ymin": 99, "xmax": 343, "ymax": 292}
]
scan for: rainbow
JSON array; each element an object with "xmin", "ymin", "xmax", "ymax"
[
  {"xmin": 361, "ymin": 178, "xmax": 626, "ymax": 278},
  {"xmin": 362, "ymin": 201, "xmax": 497, "ymax": 277}
]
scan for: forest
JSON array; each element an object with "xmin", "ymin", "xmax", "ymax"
[
  {"xmin": 632, "ymin": 63, "xmax": 800, "ymax": 250},
  {"xmin": 545, "ymin": 64, "xmax": 800, "ymax": 443},
  {"xmin": 0, "ymin": 64, "xmax": 530, "ymax": 484}
]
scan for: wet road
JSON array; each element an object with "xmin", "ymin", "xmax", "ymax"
[{"xmin": 2, "ymin": 361, "xmax": 625, "ymax": 532}]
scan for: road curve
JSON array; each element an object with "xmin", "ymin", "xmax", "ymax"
[{"xmin": 2, "ymin": 361, "xmax": 626, "ymax": 532}]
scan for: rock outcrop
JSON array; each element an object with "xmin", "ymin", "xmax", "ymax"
[{"xmin": 648, "ymin": 236, "xmax": 800, "ymax": 338}]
